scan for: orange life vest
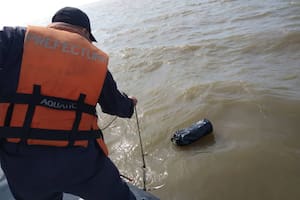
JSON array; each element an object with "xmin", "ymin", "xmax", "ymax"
[{"xmin": 0, "ymin": 26, "xmax": 109, "ymax": 155}]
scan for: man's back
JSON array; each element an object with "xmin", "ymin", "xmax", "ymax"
[{"xmin": 0, "ymin": 7, "xmax": 137, "ymax": 200}]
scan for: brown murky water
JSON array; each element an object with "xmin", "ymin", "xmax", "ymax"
[
  {"xmin": 1, "ymin": 0, "xmax": 300, "ymax": 199},
  {"xmin": 93, "ymin": 0, "xmax": 300, "ymax": 199}
]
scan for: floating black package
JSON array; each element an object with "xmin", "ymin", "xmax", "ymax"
[{"xmin": 171, "ymin": 119, "xmax": 213, "ymax": 146}]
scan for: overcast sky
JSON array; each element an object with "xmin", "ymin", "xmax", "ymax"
[{"xmin": 0, "ymin": 0, "xmax": 100, "ymax": 27}]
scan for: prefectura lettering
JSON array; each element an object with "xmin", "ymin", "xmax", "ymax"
[{"xmin": 25, "ymin": 32, "xmax": 106, "ymax": 63}]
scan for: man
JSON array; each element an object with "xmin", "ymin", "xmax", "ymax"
[{"xmin": 0, "ymin": 7, "xmax": 137, "ymax": 200}]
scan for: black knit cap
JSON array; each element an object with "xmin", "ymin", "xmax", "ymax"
[{"xmin": 52, "ymin": 7, "xmax": 97, "ymax": 42}]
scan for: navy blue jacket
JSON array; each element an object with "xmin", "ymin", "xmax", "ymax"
[{"xmin": 0, "ymin": 26, "xmax": 134, "ymax": 118}]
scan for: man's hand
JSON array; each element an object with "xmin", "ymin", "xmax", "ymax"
[{"xmin": 129, "ymin": 96, "xmax": 137, "ymax": 106}]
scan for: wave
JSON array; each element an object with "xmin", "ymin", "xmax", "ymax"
[{"xmin": 239, "ymin": 30, "xmax": 300, "ymax": 54}]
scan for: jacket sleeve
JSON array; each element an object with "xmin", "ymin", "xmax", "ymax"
[
  {"xmin": 0, "ymin": 28, "xmax": 7, "ymax": 69},
  {"xmin": 0, "ymin": 27, "xmax": 26, "ymax": 96},
  {"xmin": 0, "ymin": 27, "xmax": 25, "ymax": 68},
  {"xmin": 98, "ymin": 70, "xmax": 134, "ymax": 118}
]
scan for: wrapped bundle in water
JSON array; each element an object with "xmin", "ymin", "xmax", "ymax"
[{"xmin": 171, "ymin": 119, "xmax": 213, "ymax": 146}]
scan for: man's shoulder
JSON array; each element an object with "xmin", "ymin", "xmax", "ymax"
[
  {"xmin": 1, "ymin": 26, "xmax": 26, "ymax": 32},
  {"xmin": 0, "ymin": 26, "xmax": 27, "ymax": 58},
  {"xmin": 1, "ymin": 26, "xmax": 26, "ymax": 40}
]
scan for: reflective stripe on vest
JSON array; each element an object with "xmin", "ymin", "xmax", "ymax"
[{"xmin": 0, "ymin": 26, "xmax": 109, "ymax": 155}]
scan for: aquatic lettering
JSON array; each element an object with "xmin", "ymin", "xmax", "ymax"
[{"xmin": 40, "ymin": 98, "xmax": 77, "ymax": 110}]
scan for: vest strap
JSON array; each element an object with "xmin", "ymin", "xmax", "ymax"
[
  {"xmin": 0, "ymin": 127, "xmax": 103, "ymax": 141},
  {"xmin": 4, "ymin": 103, "xmax": 14, "ymax": 127},
  {"xmin": 0, "ymin": 85, "xmax": 101, "ymax": 146},
  {"xmin": 68, "ymin": 94, "xmax": 86, "ymax": 146},
  {"xmin": 0, "ymin": 91, "xmax": 96, "ymax": 115},
  {"xmin": 21, "ymin": 85, "xmax": 41, "ymax": 144}
]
